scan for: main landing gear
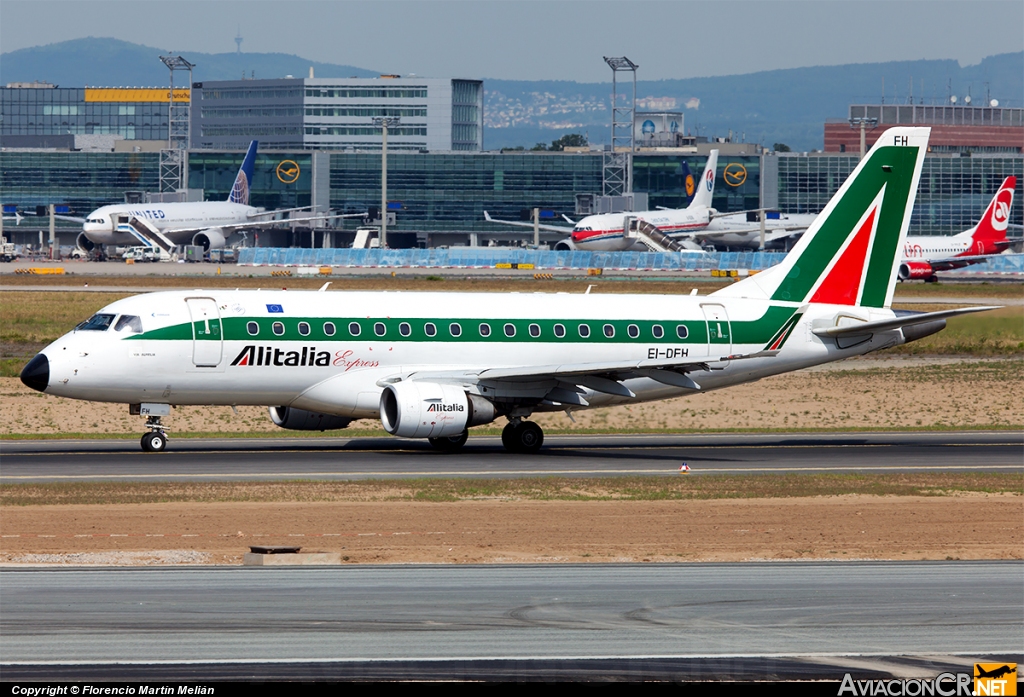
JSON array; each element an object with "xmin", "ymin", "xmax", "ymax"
[
  {"xmin": 501, "ymin": 419, "xmax": 544, "ymax": 453},
  {"xmin": 428, "ymin": 430, "xmax": 469, "ymax": 453},
  {"xmin": 140, "ymin": 416, "xmax": 168, "ymax": 453}
]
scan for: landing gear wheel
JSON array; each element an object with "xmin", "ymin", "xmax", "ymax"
[
  {"xmin": 141, "ymin": 431, "xmax": 167, "ymax": 453},
  {"xmin": 502, "ymin": 421, "xmax": 543, "ymax": 453},
  {"xmin": 429, "ymin": 430, "xmax": 468, "ymax": 452}
]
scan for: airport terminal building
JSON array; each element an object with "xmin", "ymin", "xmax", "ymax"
[
  {"xmin": 2, "ymin": 79, "xmax": 1021, "ymax": 247},
  {"xmin": 191, "ymin": 77, "xmax": 484, "ymax": 152}
]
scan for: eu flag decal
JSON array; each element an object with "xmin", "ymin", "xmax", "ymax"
[{"xmin": 266, "ymin": 304, "xmax": 284, "ymax": 313}]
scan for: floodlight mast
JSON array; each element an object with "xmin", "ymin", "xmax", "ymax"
[
  {"xmin": 159, "ymin": 55, "xmax": 195, "ymax": 193},
  {"xmin": 603, "ymin": 56, "xmax": 638, "ymax": 197},
  {"xmin": 848, "ymin": 116, "xmax": 878, "ymax": 160},
  {"xmin": 373, "ymin": 116, "xmax": 401, "ymax": 248}
]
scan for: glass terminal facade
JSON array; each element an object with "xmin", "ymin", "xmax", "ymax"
[
  {"xmin": 1, "ymin": 86, "xmax": 186, "ymax": 140},
  {"xmin": 771, "ymin": 154, "xmax": 1024, "ymax": 235},
  {"xmin": 2, "ymin": 148, "xmax": 1020, "ymax": 240}
]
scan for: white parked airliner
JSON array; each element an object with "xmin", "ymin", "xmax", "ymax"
[
  {"xmin": 22, "ymin": 127, "xmax": 997, "ymax": 453},
  {"xmin": 78, "ymin": 141, "xmax": 339, "ymax": 254}
]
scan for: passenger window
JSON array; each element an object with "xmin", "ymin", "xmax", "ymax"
[
  {"xmin": 246, "ymin": 321, "xmax": 259, "ymax": 336},
  {"xmin": 449, "ymin": 322, "xmax": 462, "ymax": 337},
  {"xmin": 554, "ymin": 323, "xmax": 566, "ymax": 338},
  {"xmin": 374, "ymin": 322, "xmax": 386, "ymax": 337},
  {"xmin": 652, "ymin": 324, "xmax": 664, "ymax": 339},
  {"xmin": 114, "ymin": 315, "xmax": 143, "ymax": 333},
  {"xmin": 349, "ymin": 322, "xmax": 361, "ymax": 337},
  {"xmin": 578, "ymin": 323, "xmax": 590, "ymax": 338},
  {"xmin": 529, "ymin": 323, "xmax": 541, "ymax": 338},
  {"xmin": 627, "ymin": 324, "xmax": 639, "ymax": 339},
  {"xmin": 298, "ymin": 321, "xmax": 311, "ymax": 336},
  {"xmin": 399, "ymin": 322, "xmax": 411, "ymax": 337},
  {"xmin": 504, "ymin": 323, "xmax": 516, "ymax": 338},
  {"xmin": 76, "ymin": 313, "xmax": 116, "ymax": 331},
  {"xmin": 425, "ymin": 322, "xmax": 437, "ymax": 337},
  {"xmin": 323, "ymin": 322, "xmax": 336, "ymax": 337},
  {"xmin": 676, "ymin": 324, "xmax": 689, "ymax": 339},
  {"xmin": 603, "ymin": 324, "xmax": 615, "ymax": 338},
  {"xmin": 272, "ymin": 322, "xmax": 285, "ymax": 336},
  {"xmin": 479, "ymin": 323, "xmax": 491, "ymax": 337}
]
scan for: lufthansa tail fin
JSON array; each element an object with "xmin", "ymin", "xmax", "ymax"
[
  {"xmin": 228, "ymin": 140, "xmax": 258, "ymax": 205},
  {"xmin": 688, "ymin": 149, "xmax": 719, "ymax": 211},
  {"xmin": 712, "ymin": 127, "xmax": 929, "ymax": 309},
  {"xmin": 966, "ymin": 175, "xmax": 1015, "ymax": 245}
]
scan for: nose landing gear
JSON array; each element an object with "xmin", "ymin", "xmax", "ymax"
[{"xmin": 141, "ymin": 416, "xmax": 168, "ymax": 453}]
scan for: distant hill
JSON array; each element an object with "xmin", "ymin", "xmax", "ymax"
[
  {"xmin": 0, "ymin": 37, "xmax": 379, "ymax": 86},
  {"xmin": 3, "ymin": 39, "xmax": 1021, "ymax": 151},
  {"xmin": 483, "ymin": 52, "xmax": 1024, "ymax": 151}
]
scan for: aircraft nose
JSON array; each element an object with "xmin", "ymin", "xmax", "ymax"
[{"xmin": 20, "ymin": 353, "xmax": 49, "ymax": 393}]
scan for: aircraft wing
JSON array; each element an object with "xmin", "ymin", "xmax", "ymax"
[
  {"xmin": 918, "ymin": 254, "xmax": 1005, "ymax": 271},
  {"xmin": 812, "ymin": 306, "xmax": 1000, "ymax": 338},
  {"xmin": 483, "ymin": 211, "xmax": 574, "ymax": 233},
  {"xmin": 158, "ymin": 213, "xmax": 357, "ymax": 239},
  {"xmin": 383, "ymin": 351, "xmax": 778, "ymax": 404}
]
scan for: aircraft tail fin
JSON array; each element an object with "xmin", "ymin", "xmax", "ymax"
[
  {"xmin": 228, "ymin": 140, "xmax": 258, "ymax": 205},
  {"xmin": 689, "ymin": 149, "xmax": 718, "ymax": 211},
  {"xmin": 712, "ymin": 127, "xmax": 929, "ymax": 309},
  {"xmin": 967, "ymin": 175, "xmax": 1015, "ymax": 244}
]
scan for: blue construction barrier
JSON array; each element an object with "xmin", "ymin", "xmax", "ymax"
[{"xmin": 236, "ymin": 247, "xmax": 793, "ymax": 271}]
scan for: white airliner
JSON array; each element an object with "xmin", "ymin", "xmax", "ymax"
[
  {"xmin": 485, "ymin": 151, "xmax": 722, "ymax": 252},
  {"xmin": 898, "ymin": 175, "xmax": 1017, "ymax": 281},
  {"xmin": 22, "ymin": 127, "xmax": 997, "ymax": 454},
  {"xmin": 485, "ymin": 151, "xmax": 809, "ymax": 252},
  {"xmin": 77, "ymin": 141, "xmax": 340, "ymax": 254}
]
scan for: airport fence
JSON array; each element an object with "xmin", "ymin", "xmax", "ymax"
[{"xmin": 236, "ymin": 248, "xmax": 790, "ymax": 271}]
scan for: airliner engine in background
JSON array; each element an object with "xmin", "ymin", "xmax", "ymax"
[
  {"xmin": 898, "ymin": 175, "xmax": 1018, "ymax": 282},
  {"xmin": 77, "ymin": 141, "xmax": 338, "ymax": 254}
]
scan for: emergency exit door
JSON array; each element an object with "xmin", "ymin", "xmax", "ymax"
[{"xmin": 701, "ymin": 303, "xmax": 732, "ymax": 364}]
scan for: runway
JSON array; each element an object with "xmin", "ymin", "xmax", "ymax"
[
  {"xmin": 2, "ymin": 562, "xmax": 1020, "ymax": 680},
  {"xmin": 1, "ymin": 431, "xmax": 1020, "ymax": 482}
]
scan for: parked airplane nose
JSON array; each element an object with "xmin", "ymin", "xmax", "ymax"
[{"xmin": 20, "ymin": 353, "xmax": 49, "ymax": 393}]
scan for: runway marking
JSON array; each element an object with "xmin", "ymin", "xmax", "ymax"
[
  {"xmin": 0, "ymin": 464, "xmax": 1020, "ymax": 481},
  {"xmin": 4, "ymin": 439, "xmax": 1021, "ymax": 458}
]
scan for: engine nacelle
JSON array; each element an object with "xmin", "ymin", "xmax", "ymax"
[
  {"xmin": 269, "ymin": 406, "xmax": 351, "ymax": 431},
  {"xmin": 553, "ymin": 239, "xmax": 576, "ymax": 251},
  {"xmin": 898, "ymin": 261, "xmax": 934, "ymax": 280},
  {"xmin": 76, "ymin": 232, "xmax": 96, "ymax": 252},
  {"xmin": 192, "ymin": 228, "xmax": 226, "ymax": 251},
  {"xmin": 379, "ymin": 382, "xmax": 500, "ymax": 439}
]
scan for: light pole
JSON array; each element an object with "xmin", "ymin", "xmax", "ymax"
[{"xmin": 373, "ymin": 116, "xmax": 400, "ymax": 248}]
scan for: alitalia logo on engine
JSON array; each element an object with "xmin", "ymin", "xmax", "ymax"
[{"xmin": 427, "ymin": 403, "xmax": 464, "ymax": 412}]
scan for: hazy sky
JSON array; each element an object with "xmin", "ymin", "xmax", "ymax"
[{"xmin": 2, "ymin": 0, "xmax": 1022, "ymax": 81}]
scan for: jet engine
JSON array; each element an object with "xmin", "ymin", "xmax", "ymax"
[
  {"xmin": 379, "ymin": 382, "xmax": 500, "ymax": 438},
  {"xmin": 898, "ymin": 261, "xmax": 934, "ymax": 281},
  {"xmin": 192, "ymin": 228, "xmax": 226, "ymax": 251},
  {"xmin": 553, "ymin": 239, "xmax": 575, "ymax": 251},
  {"xmin": 76, "ymin": 232, "xmax": 96, "ymax": 252},
  {"xmin": 269, "ymin": 406, "xmax": 351, "ymax": 431}
]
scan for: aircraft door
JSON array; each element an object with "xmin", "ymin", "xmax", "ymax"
[
  {"xmin": 701, "ymin": 303, "xmax": 732, "ymax": 364},
  {"xmin": 185, "ymin": 297, "xmax": 223, "ymax": 367}
]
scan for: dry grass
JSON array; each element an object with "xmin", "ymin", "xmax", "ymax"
[{"xmin": 2, "ymin": 472, "xmax": 1020, "ymax": 506}]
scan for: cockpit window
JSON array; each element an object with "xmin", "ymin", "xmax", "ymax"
[
  {"xmin": 114, "ymin": 315, "xmax": 143, "ymax": 333},
  {"xmin": 76, "ymin": 313, "xmax": 116, "ymax": 331}
]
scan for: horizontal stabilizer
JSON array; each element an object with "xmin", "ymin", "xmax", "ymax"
[{"xmin": 813, "ymin": 306, "xmax": 1000, "ymax": 338}]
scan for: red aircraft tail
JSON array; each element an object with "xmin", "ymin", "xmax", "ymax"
[{"xmin": 970, "ymin": 175, "xmax": 1015, "ymax": 244}]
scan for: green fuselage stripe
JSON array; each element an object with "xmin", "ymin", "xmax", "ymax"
[{"xmin": 128, "ymin": 306, "xmax": 797, "ymax": 346}]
